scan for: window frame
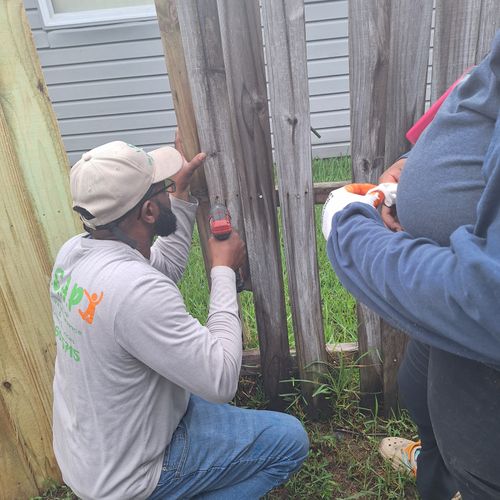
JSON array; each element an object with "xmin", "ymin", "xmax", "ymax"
[{"xmin": 36, "ymin": 0, "xmax": 156, "ymax": 29}]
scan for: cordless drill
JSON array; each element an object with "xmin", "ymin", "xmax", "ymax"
[{"xmin": 209, "ymin": 204, "xmax": 244, "ymax": 292}]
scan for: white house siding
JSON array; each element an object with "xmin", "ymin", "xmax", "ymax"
[{"xmin": 24, "ymin": 0, "xmax": 350, "ymax": 165}]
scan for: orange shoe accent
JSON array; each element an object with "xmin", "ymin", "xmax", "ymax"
[
  {"xmin": 379, "ymin": 437, "xmax": 421, "ymax": 476},
  {"xmin": 402, "ymin": 440, "xmax": 421, "ymax": 476}
]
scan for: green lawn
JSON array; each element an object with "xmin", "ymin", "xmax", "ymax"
[{"xmin": 178, "ymin": 155, "xmax": 357, "ymax": 349}]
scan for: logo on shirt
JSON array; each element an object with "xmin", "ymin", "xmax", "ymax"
[{"xmin": 52, "ymin": 267, "xmax": 104, "ymax": 325}]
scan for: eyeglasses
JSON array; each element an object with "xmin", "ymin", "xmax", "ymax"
[
  {"xmin": 148, "ymin": 178, "xmax": 176, "ymax": 198},
  {"xmin": 136, "ymin": 178, "xmax": 176, "ymax": 219}
]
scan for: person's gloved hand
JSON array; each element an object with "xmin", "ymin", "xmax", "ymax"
[
  {"xmin": 369, "ymin": 182, "xmax": 398, "ymax": 207},
  {"xmin": 321, "ymin": 183, "xmax": 385, "ymax": 240}
]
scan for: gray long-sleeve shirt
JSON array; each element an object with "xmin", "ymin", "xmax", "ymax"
[{"xmin": 51, "ymin": 196, "xmax": 242, "ymax": 500}]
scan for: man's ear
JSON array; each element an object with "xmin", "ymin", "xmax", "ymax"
[{"xmin": 138, "ymin": 200, "xmax": 158, "ymax": 224}]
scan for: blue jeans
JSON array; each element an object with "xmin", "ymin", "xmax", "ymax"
[{"xmin": 147, "ymin": 395, "xmax": 309, "ymax": 499}]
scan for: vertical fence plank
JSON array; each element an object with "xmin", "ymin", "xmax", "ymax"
[
  {"xmin": 0, "ymin": 398, "xmax": 38, "ymax": 497},
  {"xmin": 175, "ymin": 1, "xmax": 248, "ymax": 272},
  {"xmin": 382, "ymin": 0, "xmax": 433, "ymax": 413},
  {"xmin": 216, "ymin": 0, "xmax": 291, "ymax": 409},
  {"xmin": 384, "ymin": 0, "xmax": 433, "ymax": 164},
  {"xmin": 477, "ymin": 1, "xmax": 500, "ymax": 60},
  {"xmin": 349, "ymin": 0, "xmax": 432, "ymax": 414},
  {"xmin": 349, "ymin": 0, "xmax": 391, "ymax": 185},
  {"xmin": 0, "ymin": 1, "xmax": 79, "ymax": 495},
  {"xmin": 155, "ymin": 0, "xmax": 211, "ymax": 277},
  {"xmin": 432, "ymin": 0, "xmax": 500, "ymax": 102},
  {"xmin": 349, "ymin": 0, "xmax": 390, "ymax": 410},
  {"xmin": 261, "ymin": 0, "xmax": 328, "ymax": 416}
]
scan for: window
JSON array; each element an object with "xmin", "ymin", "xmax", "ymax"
[{"xmin": 37, "ymin": 0, "xmax": 156, "ymax": 29}]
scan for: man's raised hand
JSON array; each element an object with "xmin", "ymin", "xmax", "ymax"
[{"xmin": 171, "ymin": 128, "xmax": 206, "ymax": 201}]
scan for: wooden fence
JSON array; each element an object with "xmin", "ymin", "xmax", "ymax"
[
  {"xmin": 157, "ymin": 0, "xmax": 334, "ymax": 416},
  {"xmin": 156, "ymin": 0, "xmax": 500, "ymax": 415},
  {"xmin": 349, "ymin": 0, "xmax": 499, "ymax": 411},
  {"xmin": 1, "ymin": 0, "xmax": 499, "ymax": 497},
  {"xmin": 0, "ymin": 1, "xmax": 79, "ymax": 497}
]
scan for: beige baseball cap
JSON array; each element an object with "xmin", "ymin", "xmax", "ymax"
[{"xmin": 70, "ymin": 141, "xmax": 183, "ymax": 229}]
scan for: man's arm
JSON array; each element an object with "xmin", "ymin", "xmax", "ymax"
[
  {"xmin": 150, "ymin": 133, "xmax": 206, "ymax": 282},
  {"xmin": 117, "ymin": 229, "xmax": 246, "ymax": 403},
  {"xmin": 115, "ymin": 268, "xmax": 242, "ymax": 403},
  {"xmin": 150, "ymin": 195, "xmax": 198, "ymax": 282}
]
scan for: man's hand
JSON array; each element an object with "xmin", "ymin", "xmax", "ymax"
[
  {"xmin": 170, "ymin": 129, "xmax": 206, "ymax": 201},
  {"xmin": 208, "ymin": 232, "xmax": 246, "ymax": 271},
  {"xmin": 379, "ymin": 158, "xmax": 406, "ymax": 232},
  {"xmin": 321, "ymin": 183, "xmax": 384, "ymax": 240}
]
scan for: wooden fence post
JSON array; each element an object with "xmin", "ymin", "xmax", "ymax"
[
  {"xmin": 432, "ymin": 0, "xmax": 500, "ymax": 102},
  {"xmin": 261, "ymin": 0, "xmax": 329, "ymax": 417},
  {"xmin": 155, "ymin": 0, "xmax": 212, "ymax": 277},
  {"xmin": 174, "ymin": 0, "xmax": 249, "ymax": 277},
  {"xmin": 349, "ymin": 0, "xmax": 432, "ymax": 414},
  {"xmin": 0, "ymin": 1, "xmax": 80, "ymax": 496},
  {"xmin": 215, "ymin": 0, "xmax": 292, "ymax": 409}
]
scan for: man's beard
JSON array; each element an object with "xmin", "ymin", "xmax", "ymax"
[{"xmin": 154, "ymin": 203, "xmax": 177, "ymax": 237}]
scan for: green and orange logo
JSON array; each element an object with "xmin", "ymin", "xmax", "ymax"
[{"xmin": 52, "ymin": 267, "xmax": 104, "ymax": 325}]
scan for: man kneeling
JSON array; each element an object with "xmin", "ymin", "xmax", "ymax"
[{"xmin": 50, "ymin": 139, "xmax": 309, "ymax": 500}]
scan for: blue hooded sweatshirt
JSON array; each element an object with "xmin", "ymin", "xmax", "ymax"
[{"xmin": 327, "ymin": 31, "xmax": 500, "ymax": 369}]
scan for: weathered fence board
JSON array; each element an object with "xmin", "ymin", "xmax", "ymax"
[
  {"xmin": 216, "ymin": 0, "xmax": 291, "ymax": 409},
  {"xmin": 261, "ymin": 0, "xmax": 328, "ymax": 416},
  {"xmin": 432, "ymin": 0, "xmax": 500, "ymax": 102},
  {"xmin": 0, "ymin": 1, "xmax": 80, "ymax": 496},
  {"xmin": 155, "ymin": 0, "xmax": 211, "ymax": 276},
  {"xmin": 241, "ymin": 343, "xmax": 358, "ymax": 377},
  {"xmin": 381, "ymin": 0, "xmax": 434, "ymax": 413},
  {"xmin": 0, "ymin": 397, "xmax": 38, "ymax": 498},
  {"xmin": 175, "ymin": 1, "xmax": 249, "ymax": 284},
  {"xmin": 349, "ymin": 0, "xmax": 433, "ymax": 413}
]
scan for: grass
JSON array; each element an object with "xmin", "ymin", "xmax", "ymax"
[
  {"xmin": 235, "ymin": 363, "xmax": 418, "ymax": 499},
  {"xmin": 34, "ymin": 156, "xmax": 418, "ymax": 499},
  {"xmin": 178, "ymin": 155, "xmax": 357, "ymax": 348},
  {"xmin": 31, "ymin": 480, "xmax": 75, "ymax": 500}
]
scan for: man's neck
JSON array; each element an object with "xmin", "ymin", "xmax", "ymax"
[{"xmin": 90, "ymin": 226, "xmax": 153, "ymax": 259}]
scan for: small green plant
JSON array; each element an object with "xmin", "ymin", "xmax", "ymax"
[{"xmin": 31, "ymin": 479, "xmax": 77, "ymax": 500}]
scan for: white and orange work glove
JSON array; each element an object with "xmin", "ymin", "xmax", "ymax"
[{"xmin": 321, "ymin": 182, "xmax": 398, "ymax": 240}]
